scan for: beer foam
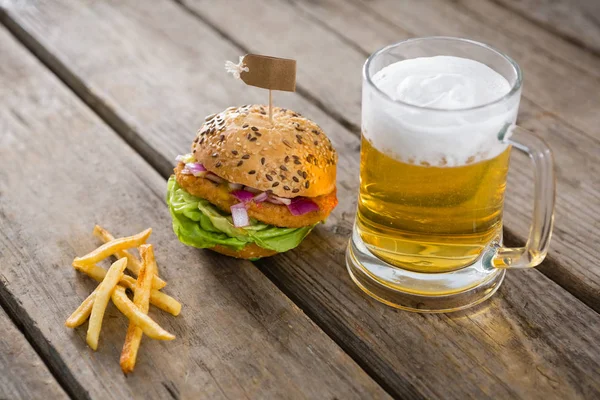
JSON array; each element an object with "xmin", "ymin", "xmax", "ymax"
[{"xmin": 363, "ymin": 56, "xmax": 519, "ymax": 166}]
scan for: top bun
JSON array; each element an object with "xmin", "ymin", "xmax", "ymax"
[{"xmin": 191, "ymin": 105, "xmax": 337, "ymax": 198}]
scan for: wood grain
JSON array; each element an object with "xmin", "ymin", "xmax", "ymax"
[
  {"xmin": 0, "ymin": 307, "xmax": 68, "ymax": 400},
  {"xmin": 0, "ymin": 25, "xmax": 388, "ymax": 400},
  {"xmin": 492, "ymin": 0, "xmax": 600, "ymax": 55},
  {"xmin": 4, "ymin": 0, "xmax": 600, "ymax": 398},
  {"xmin": 173, "ymin": 0, "xmax": 600, "ymax": 313}
]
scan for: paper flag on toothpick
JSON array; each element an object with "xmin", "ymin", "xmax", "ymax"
[{"xmin": 225, "ymin": 54, "xmax": 296, "ymax": 92}]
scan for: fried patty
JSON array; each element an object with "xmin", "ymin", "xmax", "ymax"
[{"xmin": 175, "ymin": 163, "xmax": 337, "ymax": 228}]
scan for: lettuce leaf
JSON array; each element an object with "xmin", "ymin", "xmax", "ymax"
[{"xmin": 166, "ymin": 176, "xmax": 315, "ymax": 254}]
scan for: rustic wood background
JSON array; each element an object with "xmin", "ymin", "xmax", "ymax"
[{"xmin": 1, "ymin": 0, "xmax": 599, "ymax": 399}]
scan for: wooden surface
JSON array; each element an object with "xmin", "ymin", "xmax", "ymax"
[
  {"xmin": 494, "ymin": 0, "xmax": 600, "ymax": 55},
  {"xmin": 0, "ymin": 24, "xmax": 387, "ymax": 400},
  {"xmin": 0, "ymin": 307, "xmax": 68, "ymax": 400},
  {"xmin": 1, "ymin": 0, "xmax": 600, "ymax": 398}
]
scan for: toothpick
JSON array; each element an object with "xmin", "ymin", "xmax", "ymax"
[{"xmin": 268, "ymin": 89, "xmax": 273, "ymax": 124}]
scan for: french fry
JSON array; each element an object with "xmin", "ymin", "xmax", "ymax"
[
  {"xmin": 93, "ymin": 225, "xmax": 166, "ymax": 289},
  {"xmin": 65, "ymin": 288, "xmax": 97, "ymax": 328},
  {"xmin": 111, "ymin": 286, "xmax": 175, "ymax": 341},
  {"xmin": 72, "ymin": 228, "xmax": 152, "ymax": 267},
  {"xmin": 120, "ymin": 244, "xmax": 156, "ymax": 373},
  {"xmin": 87, "ymin": 258, "xmax": 128, "ymax": 350},
  {"xmin": 73, "ymin": 263, "xmax": 181, "ymax": 316}
]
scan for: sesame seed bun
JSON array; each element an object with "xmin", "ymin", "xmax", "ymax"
[{"xmin": 191, "ymin": 105, "xmax": 337, "ymax": 198}]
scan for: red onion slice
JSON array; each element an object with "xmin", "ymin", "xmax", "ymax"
[
  {"xmin": 185, "ymin": 163, "xmax": 207, "ymax": 177},
  {"xmin": 268, "ymin": 194, "xmax": 292, "ymax": 205},
  {"xmin": 287, "ymin": 198, "xmax": 319, "ymax": 215},
  {"xmin": 230, "ymin": 203, "xmax": 249, "ymax": 227},
  {"xmin": 205, "ymin": 172, "xmax": 225, "ymax": 184},
  {"xmin": 253, "ymin": 191, "xmax": 269, "ymax": 203},
  {"xmin": 231, "ymin": 190, "xmax": 255, "ymax": 203}
]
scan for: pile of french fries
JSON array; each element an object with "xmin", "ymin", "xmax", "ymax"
[{"xmin": 66, "ymin": 226, "xmax": 181, "ymax": 373}]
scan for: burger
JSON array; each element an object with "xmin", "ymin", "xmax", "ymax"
[{"xmin": 167, "ymin": 104, "xmax": 338, "ymax": 259}]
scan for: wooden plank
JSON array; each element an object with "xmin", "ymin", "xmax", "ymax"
[
  {"xmin": 170, "ymin": 0, "xmax": 600, "ymax": 314},
  {"xmin": 0, "ymin": 307, "xmax": 68, "ymax": 400},
  {"xmin": 492, "ymin": 0, "xmax": 600, "ymax": 55},
  {"xmin": 0, "ymin": 26, "xmax": 389, "ymax": 400},
  {"xmin": 4, "ymin": 0, "xmax": 600, "ymax": 398}
]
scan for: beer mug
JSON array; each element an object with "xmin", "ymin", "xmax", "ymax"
[{"xmin": 346, "ymin": 37, "xmax": 555, "ymax": 312}]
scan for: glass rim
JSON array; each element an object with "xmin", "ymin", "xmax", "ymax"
[{"xmin": 363, "ymin": 36, "xmax": 523, "ymax": 113}]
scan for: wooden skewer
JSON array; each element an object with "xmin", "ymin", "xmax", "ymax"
[{"xmin": 268, "ymin": 89, "xmax": 273, "ymax": 124}]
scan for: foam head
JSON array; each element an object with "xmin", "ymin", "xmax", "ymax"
[{"xmin": 363, "ymin": 56, "xmax": 520, "ymax": 166}]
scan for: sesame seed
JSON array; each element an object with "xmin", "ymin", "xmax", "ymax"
[
  {"xmin": 302, "ymin": 171, "xmax": 307, "ymax": 179},
  {"xmin": 285, "ymin": 156, "xmax": 290, "ymax": 163},
  {"xmin": 280, "ymin": 165, "xmax": 288, "ymax": 171},
  {"xmin": 250, "ymin": 137, "xmax": 257, "ymax": 142},
  {"xmin": 266, "ymin": 174, "xmax": 273, "ymax": 181},
  {"xmin": 261, "ymin": 157, "xmax": 265, "ymax": 165},
  {"xmin": 292, "ymin": 189, "xmax": 300, "ymax": 193},
  {"xmin": 294, "ymin": 159, "xmax": 301, "ymax": 165},
  {"xmin": 212, "ymin": 153, "xmax": 218, "ymax": 157},
  {"xmin": 248, "ymin": 170, "xmax": 256, "ymax": 175},
  {"xmin": 243, "ymin": 124, "xmax": 249, "ymax": 128},
  {"xmin": 283, "ymin": 186, "xmax": 290, "ymax": 191},
  {"xmin": 242, "ymin": 154, "xmax": 250, "ymax": 159},
  {"xmin": 251, "ymin": 126, "xmax": 259, "ymax": 131},
  {"xmin": 247, "ymin": 133, "xmax": 252, "ymax": 140},
  {"xmin": 200, "ymin": 138, "xmax": 205, "ymax": 144},
  {"xmin": 283, "ymin": 140, "xmax": 292, "ymax": 148},
  {"xmin": 255, "ymin": 132, "xmax": 262, "ymax": 136},
  {"xmin": 215, "ymin": 161, "xmax": 222, "ymax": 168},
  {"xmin": 237, "ymin": 161, "xmax": 243, "ymax": 167},
  {"xmin": 219, "ymin": 134, "xmax": 225, "ymax": 141},
  {"xmin": 297, "ymin": 170, "xmax": 303, "ymax": 176},
  {"xmin": 305, "ymin": 181, "xmax": 310, "ymax": 188},
  {"xmin": 312, "ymin": 129, "xmax": 319, "ymax": 134},
  {"xmin": 232, "ymin": 150, "xmax": 238, "ymax": 155},
  {"xmin": 280, "ymin": 174, "xmax": 286, "ymax": 180},
  {"xmin": 193, "ymin": 149, "xmax": 197, "ymax": 153},
  {"xmin": 293, "ymin": 176, "xmax": 299, "ymax": 182},
  {"xmin": 272, "ymin": 182, "xmax": 280, "ymax": 187},
  {"xmin": 314, "ymin": 140, "xmax": 318, "ymax": 145}
]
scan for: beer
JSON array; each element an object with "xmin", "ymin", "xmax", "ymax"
[
  {"xmin": 347, "ymin": 38, "xmax": 554, "ymax": 312},
  {"xmin": 357, "ymin": 138, "xmax": 511, "ymax": 273}
]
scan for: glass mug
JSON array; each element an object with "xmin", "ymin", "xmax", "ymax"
[{"xmin": 346, "ymin": 37, "xmax": 555, "ymax": 312}]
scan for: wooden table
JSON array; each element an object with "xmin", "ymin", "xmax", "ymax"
[{"xmin": 1, "ymin": 0, "xmax": 599, "ymax": 398}]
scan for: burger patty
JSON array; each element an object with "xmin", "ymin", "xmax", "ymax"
[{"xmin": 175, "ymin": 163, "xmax": 338, "ymax": 228}]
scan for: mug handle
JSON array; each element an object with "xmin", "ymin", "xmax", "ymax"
[{"xmin": 493, "ymin": 125, "xmax": 556, "ymax": 269}]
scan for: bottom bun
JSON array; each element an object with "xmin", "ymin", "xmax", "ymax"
[{"xmin": 210, "ymin": 243, "xmax": 278, "ymax": 259}]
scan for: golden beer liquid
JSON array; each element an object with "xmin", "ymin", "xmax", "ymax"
[{"xmin": 357, "ymin": 138, "xmax": 511, "ymax": 273}]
